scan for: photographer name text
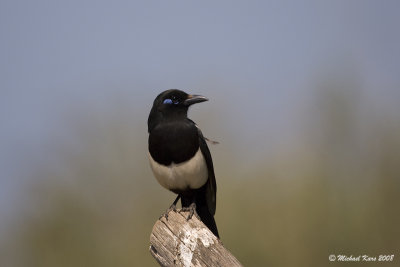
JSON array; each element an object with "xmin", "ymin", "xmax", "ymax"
[{"xmin": 329, "ymin": 254, "xmax": 394, "ymax": 262}]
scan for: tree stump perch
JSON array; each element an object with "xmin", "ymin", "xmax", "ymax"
[{"xmin": 149, "ymin": 209, "xmax": 243, "ymax": 267}]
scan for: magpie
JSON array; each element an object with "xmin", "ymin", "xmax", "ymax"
[{"xmin": 148, "ymin": 89, "xmax": 219, "ymax": 238}]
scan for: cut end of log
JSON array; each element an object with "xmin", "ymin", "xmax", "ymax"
[{"xmin": 149, "ymin": 209, "xmax": 242, "ymax": 267}]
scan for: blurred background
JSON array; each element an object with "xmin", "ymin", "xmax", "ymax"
[{"xmin": 1, "ymin": 1, "xmax": 399, "ymax": 266}]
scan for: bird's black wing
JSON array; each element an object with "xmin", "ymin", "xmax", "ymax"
[{"xmin": 197, "ymin": 128, "xmax": 217, "ymax": 215}]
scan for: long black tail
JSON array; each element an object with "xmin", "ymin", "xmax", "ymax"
[
  {"xmin": 196, "ymin": 202, "xmax": 219, "ymax": 238},
  {"xmin": 181, "ymin": 190, "xmax": 219, "ymax": 238}
]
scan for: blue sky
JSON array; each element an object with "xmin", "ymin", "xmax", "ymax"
[{"xmin": 1, "ymin": 0, "xmax": 400, "ymax": 228}]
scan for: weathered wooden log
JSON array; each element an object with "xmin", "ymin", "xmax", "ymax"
[{"xmin": 149, "ymin": 209, "xmax": 243, "ymax": 267}]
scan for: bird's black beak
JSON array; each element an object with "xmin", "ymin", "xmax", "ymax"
[{"xmin": 184, "ymin": 94, "xmax": 208, "ymax": 106}]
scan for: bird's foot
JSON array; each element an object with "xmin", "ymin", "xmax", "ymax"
[
  {"xmin": 159, "ymin": 204, "xmax": 177, "ymax": 221},
  {"xmin": 159, "ymin": 195, "xmax": 180, "ymax": 221},
  {"xmin": 179, "ymin": 203, "xmax": 200, "ymax": 221}
]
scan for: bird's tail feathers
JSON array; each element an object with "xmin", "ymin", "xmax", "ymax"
[
  {"xmin": 181, "ymin": 192, "xmax": 219, "ymax": 238},
  {"xmin": 196, "ymin": 203, "xmax": 219, "ymax": 238}
]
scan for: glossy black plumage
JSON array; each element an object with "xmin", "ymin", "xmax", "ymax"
[
  {"xmin": 149, "ymin": 120, "xmax": 199, "ymax": 165},
  {"xmin": 148, "ymin": 89, "xmax": 219, "ymax": 238}
]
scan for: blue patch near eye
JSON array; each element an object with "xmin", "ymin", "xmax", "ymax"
[{"xmin": 163, "ymin": 99, "xmax": 173, "ymax": 104}]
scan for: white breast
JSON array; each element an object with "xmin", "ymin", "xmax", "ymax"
[{"xmin": 148, "ymin": 148, "xmax": 208, "ymax": 191}]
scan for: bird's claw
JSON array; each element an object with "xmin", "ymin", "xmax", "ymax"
[
  {"xmin": 159, "ymin": 204, "xmax": 177, "ymax": 221},
  {"xmin": 179, "ymin": 203, "xmax": 200, "ymax": 221},
  {"xmin": 159, "ymin": 195, "xmax": 180, "ymax": 221}
]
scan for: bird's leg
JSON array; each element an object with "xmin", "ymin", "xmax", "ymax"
[
  {"xmin": 159, "ymin": 195, "xmax": 180, "ymax": 220},
  {"xmin": 170, "ymin": 194, "xmax": 180, "ymax": 210},
  {"xmin": 179, "ymin": 202, "xmax": 200, "ymax": 221}
]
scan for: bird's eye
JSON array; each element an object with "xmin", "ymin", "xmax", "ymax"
[
  {"xmin": 163, "ymin": 96, "xmax": 179, "ymax": 105},
  {"xmin": 163, "ymin": 98, "xmax": 173, "ymax": 104}
]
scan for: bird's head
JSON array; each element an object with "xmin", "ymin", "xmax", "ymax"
[
  {"xmin": 155, "ymin": 89, "xmax": 208, "ymax": 111},
  {"xmin": 148, "ymin": 89, "xmax": 208, "ymax": 132}
]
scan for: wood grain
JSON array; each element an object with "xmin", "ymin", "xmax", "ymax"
[{"xmin": 149, "ymin": 210, "xmax": 242, "ymax": 267}]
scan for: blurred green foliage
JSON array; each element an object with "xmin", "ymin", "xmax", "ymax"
[{"xmin": 2, "ymin": 78, "xmax": 399, "ymax": 267}]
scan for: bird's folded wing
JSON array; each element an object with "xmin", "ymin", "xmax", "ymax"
[{"xmin": 197, "ymin": 128, "xmax": 217, "ymax": 215}]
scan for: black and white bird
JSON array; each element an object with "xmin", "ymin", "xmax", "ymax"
[{"xmin": 148, "ymin": 89, "xmax": 219, "ymax": 238}]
